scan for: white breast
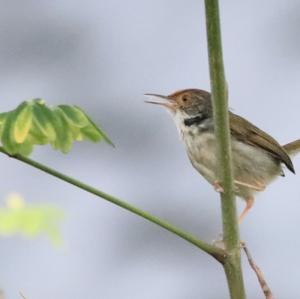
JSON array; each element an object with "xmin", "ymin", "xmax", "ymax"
[
  {"xmin": 171, "ymin": 111, "xmax": 283, "ymax": 199},
  {"xmin": 172, "ymin": 111, "xmax": 218, "ymax": 183}
]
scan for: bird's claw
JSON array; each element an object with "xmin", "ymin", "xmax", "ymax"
[{"xmin": 213, "ymin": 180, "xmax": 224, "ymax": 193}]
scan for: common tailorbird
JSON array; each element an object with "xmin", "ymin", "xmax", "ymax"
[{"xmin": 145, "ymin": 88, "xmax": 300, "ymax": 223}]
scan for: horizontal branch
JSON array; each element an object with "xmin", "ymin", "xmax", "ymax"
[{"xmin": 0, "ymin": 146, "xmax": 226, "ymax": 262}]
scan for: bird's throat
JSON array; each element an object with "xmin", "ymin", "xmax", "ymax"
[{"xmin": 172, "ymin": 111, "xmax": 213, "ymax": 141}]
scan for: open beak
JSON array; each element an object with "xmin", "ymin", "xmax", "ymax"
[{"xmin": 144, "ymin": 93, "xmax": 176, "ymax": 111}]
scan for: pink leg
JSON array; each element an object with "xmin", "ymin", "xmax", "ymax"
[
  {"xmin": 238, "ymin": 196, "xmax": 254, "ymax": 224},
  {"xmin": 234, "ymin": 180, "xmax": 265, "ymax": 192}
]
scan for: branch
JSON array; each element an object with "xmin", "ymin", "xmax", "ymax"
[
  {"xmin": 205, "ymin": 0, "xmax": 238, "ymax": 252},
  {"xmin": 242, "ymin": 242, "xmax": 275, "ymax": 299},
  {"xmin": 204, "ymin": 0, "xmax": 246, "ymax": 298},
  {"xmin": 19, "ymin": 291, "xmax": 27, "ymax": 299},
  {"xmin": 0, "ymin": 146, "xmax": 226, "ymax": 262}
]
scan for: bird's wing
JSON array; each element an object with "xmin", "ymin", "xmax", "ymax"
[{"xmin": 229, "ymin": 112, "xmax": 295, "ymax": 173}]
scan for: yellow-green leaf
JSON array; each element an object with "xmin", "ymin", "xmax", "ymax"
[
  {"xmin": 75, "ymin": 106, "xmax": 114, "ymax": 146},
  {"xmin": 32, "ymin": 102, "xmax": 56, "ymax": 141},
  {"xmin": 0, "ymin": 193, "xmax": 64, "ymax": 246},
  {"xmin": 13, "ymin": 102, "xmax": 33, "ymax": 143},
  {"xmin": 0, "ymin": 99, "xmax": 113, "ymax": 156},
  {"xmin": 51, "ymin": 108, "xmax": 74, "ymax": 153},
  {"xmin": 1, "ymin": 112, "xmax": 17, "ymax": 154},
  {"xmin": 57, "ymin": 105, "xmax": 89, "ymax": 127}
]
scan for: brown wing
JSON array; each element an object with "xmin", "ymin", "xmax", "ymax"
[{"xmin": 229, "ymin": 112, "xmax": 295, "ymax": 173}]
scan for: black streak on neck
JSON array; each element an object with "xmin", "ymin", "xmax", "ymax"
[{"xmin": 184, "ymin": 114, "xmax": 208, "ymax": 127}]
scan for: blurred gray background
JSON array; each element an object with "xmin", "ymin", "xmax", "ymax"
[{"xmin": 0, "ymin": 0, "xmax": 300, "ymax": 298}]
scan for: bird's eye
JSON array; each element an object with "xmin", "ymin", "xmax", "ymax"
[{"xmin": 182, "ymin": 96, "xmax": 188, "ymax": 102}]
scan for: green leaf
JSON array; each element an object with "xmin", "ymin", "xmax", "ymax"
[
  {"xmin": 32, "ymin": 102, "xmax": 56, "ymax": 142},
  {"xmin": 51, "ymin": 108, "xmax": 74, "ymax": 153},
  {"xmin": 0, "ymin": 193, "xmax": 64, "ymax": 246},
  {"xmin": 75, "ymin": 106, "xmax": 115, "ymax": 146},
  {"xmin": 57, "ymin": 105, "xmax": 89, "ymax": 127},
  {"xmin": 80, "ymin": 124, "xmax": 103, "ymax": 142},
  {"xmin": 0, "ymin": 112, "xmax": 8, "ymax": 132},
  {"xmin": 16, "ymin": 140, "xmax": 34, "ymax": 156},
  {"xmin": 0, "ymin": 99, "xmax": 114, "ymax": 156},
  {"xmin": 1, "ymin": 111, "xmax": 18, "ymax": 154},
  {"xmin": 13, "ymin": 101, "xmax": 33, "ymax": 144}
]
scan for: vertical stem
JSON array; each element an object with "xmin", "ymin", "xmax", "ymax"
[{"xmin": 204, "ymin": 1, "xmax": 246, "ymax": 298}]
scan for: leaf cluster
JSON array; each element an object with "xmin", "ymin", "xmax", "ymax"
[{"xmin": 0, "ymin": 99, "xmax": 113, "ymax": 156}]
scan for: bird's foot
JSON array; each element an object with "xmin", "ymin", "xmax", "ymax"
[
  {"xmin": 213, "ymin": 180, "xmax": 224, "ymax": 193},
  {"xmin": 234, "ymin": 179, "xmax": 265, "ymax": 192}
]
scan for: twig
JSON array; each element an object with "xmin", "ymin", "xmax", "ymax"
[
  {"xmin": 241, "ymin": 242, "xmax": 275, "ymax": 299},
  {"xmin": 0, "ymin": 146, "xmax": 226, "ymax": 262},
  {"xmin": 19, "ymin": 291, "xmax": 27, "ymax": 299}
]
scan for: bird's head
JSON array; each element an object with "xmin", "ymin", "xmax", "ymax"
[
  {"xmin": 145, "ymin": 89, "xmax": 214, "ymax": 130},
  {"xmin": 145, "ymin": 89, "xmax": 212, "ymax": 119}
]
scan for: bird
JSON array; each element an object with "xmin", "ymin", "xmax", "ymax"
[{"xmin": 145, "ymin": 88, "xmax": 300, "ymax": 223}]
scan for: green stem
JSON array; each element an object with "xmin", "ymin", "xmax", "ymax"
[
  {"xmin": 204, "ymin": 0, "xmax": 246, "ymax": 298},
  {"xmin": 0, "ymin": 146, "xmax": 225, "ymax": 262}
]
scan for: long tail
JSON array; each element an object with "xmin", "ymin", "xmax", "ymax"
[{"xmin": 283, "ymin": 140, "xmax": 300, "ymax": 157}]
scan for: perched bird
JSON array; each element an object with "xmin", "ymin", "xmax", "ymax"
[{"xmin": 145, "ymin": 89, "xmax": 300, "ymax": 223}]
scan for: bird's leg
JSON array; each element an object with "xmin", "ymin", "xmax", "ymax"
[
  {"xmin": 213, "ymin": 179, "xmax": 265, "ymax": 194},
  {"xmin": 234, "ymin": 179, "xmax": 265, "ymax": 192},
  {"xmin": 238, "ymin": 196, "xmax": 254, "ymax": 224},
  {"xmin": 213, "ymin": 180, "xmax": 224, "ymax": 193},
  {"xmin": 254, "ymin": 180, "xmax": 266, "ymax": 191}
]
